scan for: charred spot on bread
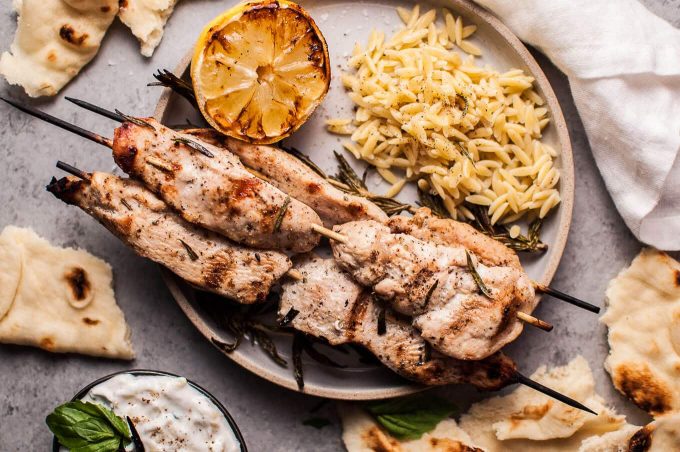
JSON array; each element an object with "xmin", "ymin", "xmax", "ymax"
[
  {"xmin": 65, "ymin": 267, "xmax": 91, "ymax": 301},
  {"xmin": 628, "ymin": 424, "xmax": 654, "ymax": 452},
  {"xmin": 40, "ymin": 337, "xmax": 55, "ymax": 350},
  {"xmin": 59, "ymin": 25, "xmax": 89, "ymax": 46},
  {"xmin": 82, "ymin": 317, "xmax": 100, "ymax": 326},
  {"xmin": 613, "ymin": 362, "xmax": 672, "ymax": 415}
]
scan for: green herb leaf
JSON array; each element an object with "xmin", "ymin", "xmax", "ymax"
[
  {"xmin": 365, "ymin": 395, "xmax": 456, "ymax": 440},
  {"xmin": 302, "ymin": 417, "xmax": 332, "ymax": 429},
  {"xmin": 273, "ymin": 196, "xmax": 291, "ymax": 233},
  {"xmin": 466, "ymin": 250, "xmax": 493, "ymax": 298},
  {"xmin": 47, "ymin": 401, "xmax": 130, "ymax": 452}
]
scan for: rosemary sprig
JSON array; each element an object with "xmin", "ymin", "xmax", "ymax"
[
  {"xmin": 115, "ymin": 110, "xmax": 155, "ymax": 129},
  {"xmin": 466, "ymin": 203, "xmax": 547, "ymax": 252},
  {"xmin": 279, "ymin": 145, "xmax": 328, "ymax": 178},
  {"xmin": 466, "ymin": 250, "xmax": 493, "ymax": 298},
  {"xmin": 273, "ymin": 196, "xmax": 291, "ymax": 232},
  {"xmin": 423, "ymin": 280, "xmax": 439, "ymax": 309},
  {"xmin": 417, "ymin": 187, "xmax": 449, "ymax": 219},
  {"xmin": 331, "ymin": 152, "xmax": 414, "ymax": 216},
  {"xmin": 173, "ymin": 137, "xmax": 214, "ymax": 158},
  {"xmin": 149, "ymin": 69, "xmax": 198, "ymax": 108},
  {"xmin": 179, "ymin": 239, "xmax": 199, "ymax": 261}
]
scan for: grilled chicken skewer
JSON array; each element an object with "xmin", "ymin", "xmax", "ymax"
[
  {"xmin": 182, "ymin": 129, "xmax": 389, "ymax": 227},
  {"xmin": 2, "ymin": 98, "xmax": 322, "ymax": 253},
  {"xmin": 329, "ymin": 220, "xmax": 537, "ymax": 360},
  {"xmin": 48, "ymin": 165, "xmax": 292, "ymax": 303},
  {"xmin": 279, "ymin": 255, "xmax": 596, "ymax": 414}
]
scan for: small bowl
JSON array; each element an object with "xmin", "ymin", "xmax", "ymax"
[{"xmin": 51, "ymin": 369, "xmax": 247, "ymax": 452}]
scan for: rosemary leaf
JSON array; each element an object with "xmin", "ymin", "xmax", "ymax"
[
  {"xmin": 292, "ymin": 333, "xmax": 305, "ymax": 390},
  {"xmin": 377, "ymin": 303, "xmax": 386, "ymax": 336},
  {"xmin": 173, "ymin": 137, "xmax": 214, "ymax": 158},
  {"xmin": 454, "ymin": 141, "xmax": 475, "ymax": 166},
  {"xmin": 115, "ymin": 110, "xmax": 155, "ymax": 129},
  {"xmin": 179, "ymin": 239, "xmax": 198, "ymax": 261},
  {"xmin": 279, "ymin": 307, "xmax": 299, "ymax": 327},
  {"xmin": 149, "ymin": 69, "xmax": 198, "ymax": 108},
  {"xmin": 120, "ymin": 199, "xmax": 133, "ymax": 211},
  {"xmin": 457, "ymin": 94, "xmax": 469, "ymax": 118},
  {"xmin": 280, "ymin": 146, "xmax": 328, "ymax": 178},
  {"xmin": 252, "ymin": 328, "xmax": 287, "ymax": 367},
  {"xmin": 423, "ymin": 280, "xmax": 439, "ymax": 309},
  {"xmin": 273, "ymin": 196, "xmax": 291, "ymax": 232},
  {"xmin": 466, "ymin": 250, "xmax": 493, "ymax": 299},
  {"xmin": 211, "ymin": 336, "xmax": 242, "ymax": 353}
]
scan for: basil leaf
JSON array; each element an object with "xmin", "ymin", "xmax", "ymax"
[
  {"xmin": 71, "ymin": 437, "xmax": 122, "ymax": 452},
  {"xmin": 365, "ymin": 395, "xmax": 456, "ymax": 440},
  {"xmin": 46, "ymin": 401, "xmax": 131, "ymax": 451}
]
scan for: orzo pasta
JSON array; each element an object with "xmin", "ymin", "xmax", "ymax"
[{"xmin": 328, "ymin": 4, "xmax": 560, "ymax": 224}]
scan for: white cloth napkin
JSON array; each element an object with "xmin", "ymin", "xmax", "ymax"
[{"xmin": 473, "ymin": 0, "xmax": 680, "ymax": 250}]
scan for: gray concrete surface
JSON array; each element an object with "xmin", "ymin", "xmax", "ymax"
[{"xmin": 1, "ymin": 1, "xmax": 679, "ymax": 450}]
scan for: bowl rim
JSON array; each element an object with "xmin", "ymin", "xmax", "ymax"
[
  {"xmin": 51, "ymin": 369, "xmax": 248, "ymax": 452},
  {"xmin": 153, "ymin": 0, "xmax": 574, "ymax": 401}
]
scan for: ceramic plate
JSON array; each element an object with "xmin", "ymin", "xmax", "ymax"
[{"xmin": 155, "ymin": 0, "xmax": 574, "ymax": 400}]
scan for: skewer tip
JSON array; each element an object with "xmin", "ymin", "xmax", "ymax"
[
  {"xmin": 535, "ymin": 284, "xmax": 601, "ymax": 314},
  {"xmin": 514, "ymin": 372, "xmax": 597, "ymax": 415}
]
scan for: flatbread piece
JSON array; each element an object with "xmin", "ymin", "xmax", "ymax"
[
  {"xmin": 0, "ymin": 226, "xmax": 133, "ymax": 359},
  {"xmin": 118, "ymin": 0, "xmax": 178, "ymax": 57}
]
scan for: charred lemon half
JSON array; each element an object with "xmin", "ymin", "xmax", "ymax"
[{"xmin": 191, "ymin": 0, "xmax": 331, "ymax": 144}]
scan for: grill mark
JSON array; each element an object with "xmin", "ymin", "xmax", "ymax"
[{"xmin": 64, "ymin": 267, "xmax": 91, "ymax": 301}]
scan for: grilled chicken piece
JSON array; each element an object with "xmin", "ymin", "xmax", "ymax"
[
  {"xmin": 47, "ymin": 172, "xmax": 292, "ymax": 303},
  {"xmin": 388, "ymin": 208, "xmax": 521, "ymax": 269},
  {"xmin": 111, "ymin": 119, "xmax": 322, "ymax": 253},
  {"xmin": 279, "ymin": 255, "xmax": 516, "ymax": 390},
  {"xmin": 184, "ymin": 129, "xmax": 388, "ymax": 227},
  {"xmin": 331, "ymin": 220, "xmax": 536, "ymax": 360}
]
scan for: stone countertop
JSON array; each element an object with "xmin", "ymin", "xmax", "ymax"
[{"xmin": 0, "ymin": 1, "xmax": 678, "ymax": 450}]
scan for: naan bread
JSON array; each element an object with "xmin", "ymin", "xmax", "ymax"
[
  {"xmin": 600, "ymin": 248, "xmax": 680, "ymax": 416},
  {"xmin": 0, "ymin": 226, "xmax": 133, "ymax": 359},
  {"xmin": 458, "ymin": 356, "xmax": 635, "ymax": 452},
  {"xmin": 628, "ymin": 413, "xmax": 680, "ymax": 451},
  {"xmin": 0, "ymin": 235, "xmax": 22, "ymax": 321},
  {"xmin": 578, "ymin": 425, "xmax": 639, "ymax": 452},
  {"xmin": 118, "ymin": 0, "xmax": 178, "ymax": 57},
  {"xmin": 0, "ymin": 0, "xmax": 118, "ymax": 97},
  {"xmin": 339, "ymin": 403, "xmax": 483, "ymax": 452}
]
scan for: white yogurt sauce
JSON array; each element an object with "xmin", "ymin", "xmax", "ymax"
[{"xmin": 79, "ymin": 374, "xmax": 241, "ymax": 452}]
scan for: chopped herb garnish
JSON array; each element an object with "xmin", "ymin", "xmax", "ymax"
[
  {"xmin": 179, "ymin": 239, "xmax": 198, "ymax": 261},
  {"xmin": 302, "ymin": 417, "xmax": 332, "ymax": 429},
  {"xmin": 173, "ymin": 137, "xmax": 214, "ymax": 158},
  {"xmin": 279, "ymin": 307, "xmax": 299, "ymax": 327},
  {"xmin": 364, "ymin": 394, "xmax": 456, "ymax": 440},
  {"xmin": 466, "ymin": 250, "xmax": 493, "ymax": 298},
  {"xmin": 47, "ymin": 401, "xmax": 131, "ymax": 452},
  {"xmin": 273, "ymin": 196, "xmax": 291, "ymax": 232}
]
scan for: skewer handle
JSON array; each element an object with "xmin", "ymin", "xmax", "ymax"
[
  {"xmin": 310, "ymin": 223, "xmax": 348, "ymax": 244},
  {"xmin": 516, "ymin": 311, "xmax": 553, "ymax": 332},
  {"xmin": 535, "ymin": 284, "xmax": 601, "ymax": 314}
]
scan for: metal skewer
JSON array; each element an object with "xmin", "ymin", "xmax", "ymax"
[
  {"xmin": 1, "ymin": 97, "xmax": 113, "ymax": 148},
  {"xmin": 514, "ymin": 372, "xmax": 597, "ymax": 415},
  {"xmin": 8, "ymin": 97, "xmax": 599, "ymax": 316}
]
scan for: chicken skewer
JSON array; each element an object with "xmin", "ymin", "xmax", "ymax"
[
  {"xmin": 279, "ymin": 255, "xmax": 596, "ymax": 414},
  {"xmin": 48, "ymin": 163, "xmax": 293, "ymax": 304},
  {"xmin": 329, "ymin": 219, "xmax": 539, "ymax": 360},
  {"xmin": 2, "ymin": 97, "xmax": 598, "ymax": 314},
  {"xmin": 1, "ymin": 97, "xmax": 323, "ymax": 254}
]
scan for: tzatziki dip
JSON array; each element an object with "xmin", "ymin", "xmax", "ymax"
[{"xmin": 78, "ymin": 373, "xmax": 242, "ymax": 451}]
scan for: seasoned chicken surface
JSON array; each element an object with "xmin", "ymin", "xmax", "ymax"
[
  {"xmin": 185, "ymin": 129, "xmax": 388, "ymax": 227},
  {"xmin": 279, "ymin": 255, "xmax": 517, "ymax": 390},
  {"xmin": 111, "ymin": 119, "xmax": 322, "ymax": 253},
  {"xmin": 47, "ymin": 172, "xmax": 291, "ymax": 303},
  {"xmin": 331, "ymin": 220, "xmax": 536, "ymax": 360},
  {"xmin": 388, "ymin": 208, "xmax": 521, "ymax": 269}
]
